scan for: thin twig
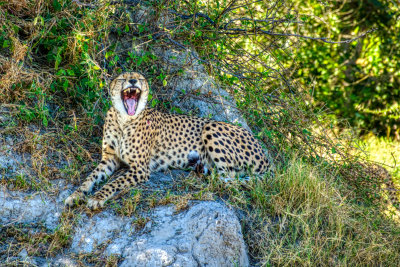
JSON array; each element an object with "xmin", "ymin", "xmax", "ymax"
[
  {"xmin": 71, "ymin": 0, "xmax": 96, "ymax": 8},
  {"xmin": 170, "ymin": 8, "xmax": 376, "ymax": 44}
]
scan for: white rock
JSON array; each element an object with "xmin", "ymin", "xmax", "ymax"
[
  {"xmin": 70, "ymin": 210, "xmax": 134, "ymax": 254},
  {"xmin": 18, "ymin": 248, "xmax": 28, "ymax": 259},
  {"xmin": 0, "ymin": 187, "xmax": 67, "ymax": 230},
  {"xmin": 99, "ymin": 201, "xmax": 249, "ymax": 267},
  {"xmin": 67, "ymin": 201, "xmax": 249, "ymax": 266},
  {"xmin": 156, "ymin": 48, "xmax": 252, "ymax": 132},
  {"xmin": 0, "ymin": 145, "xmax": 22, "ymax": 178},
  {"xmin": 50, "ymin": 256, "xmax": 78, "ymax": 267}
]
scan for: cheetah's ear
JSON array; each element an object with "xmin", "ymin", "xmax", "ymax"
[
  {"xmin": 107, "ymin": 72, "xmax": 125, "ymax": 96},
  {"xmin": 108, "ymin": 73, "xmax": 121, "ymax": 85},
  {"xmin": 141, "ymin": 75, "xmax": 149, "ymax": 92},
  {"xmin": 105, "ymin": 74, "xmax": 116, "ymax": 97}
]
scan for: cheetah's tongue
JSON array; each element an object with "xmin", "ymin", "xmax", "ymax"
[{"xmin": 126, "ymin": 98, "xmax": 137, "ymax": 116}]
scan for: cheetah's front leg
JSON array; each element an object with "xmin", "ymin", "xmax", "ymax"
[
  {"xmin": 65, "ymin": 155, "xmax": 120, "ymax": 207},
  {"xmin": 87, "ymin": 165, "xmax": 149, "ymax": 210}
]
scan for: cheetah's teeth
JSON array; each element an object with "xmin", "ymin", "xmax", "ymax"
[{"xmin": 122, "ymin": 87, "xmax": 140, "ymax": 94}]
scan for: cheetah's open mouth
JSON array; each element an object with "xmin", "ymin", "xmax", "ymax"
[{"xmin": 121, "ymin": 87, "xmax": 141, "ymax": 116}]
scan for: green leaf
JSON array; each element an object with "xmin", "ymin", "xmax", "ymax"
[
  {"xmin": 195, "ymin": 30, "xmax": 202, "ymax": 37},
  {"xmin": 54, "ymin": 47, "xmax": 63, "ymax": 70},
  {"xmin": 2, "ymin": 40, "xmax": 10, "ymax": 48},
  {"xmin": 33, "ymin": 16, "xmax": 45, "ymax": 26},
  {"xmin": 53, "ymin": 0, "xmax": 62, "ymax": 11},
  {"xmin": 42, "ymin": 116, "xmax": 48, "ymax": 127},
  {"xmin": 138, "ymin": 24, "xmax": 145, "ymax": 33},
  {"xmin": 62, "ymin": 80, "xmax": 69, "ymax": 92}
]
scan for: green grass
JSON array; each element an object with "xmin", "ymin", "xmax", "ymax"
[
  {"xmin": 176, "ymin": 156, "xmax": 400, "ymax": 266},
  {"xmin": 257, "ymin": 158, "xmax": 400, "ymax": 265}
]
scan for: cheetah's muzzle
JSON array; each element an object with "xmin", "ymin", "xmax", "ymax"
[{"xmin": 121, "ymin": 87, "xmax": 141, "ymax": 116}]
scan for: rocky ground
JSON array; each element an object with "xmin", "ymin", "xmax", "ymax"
[{"xmin": 1, "ymin": 180, "xmax": 248, "ymax": 266}]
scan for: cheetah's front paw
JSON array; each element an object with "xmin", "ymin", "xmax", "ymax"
[
  {"xmin": 87, "ymin": 197, "xmax": 106, "ymax": 210},
  {"xmin": 65, "ymin": 191, "xmax": 85, "ymax": 207}
]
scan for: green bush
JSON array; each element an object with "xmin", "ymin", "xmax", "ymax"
[{"xmin": 292, "ymin": 0, "xmax": 400, "ymax": 137}]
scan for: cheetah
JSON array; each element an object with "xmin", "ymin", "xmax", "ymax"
[{"xmin": 65, "ymin": 72, "xmax": 273, "ymax": 209}]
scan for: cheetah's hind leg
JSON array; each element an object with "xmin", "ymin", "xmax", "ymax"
[{"xmin": 187, "ymin": 150, "xmax": 210, "ymax": 175}]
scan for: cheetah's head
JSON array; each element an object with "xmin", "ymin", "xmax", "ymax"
[{"xmin": 110, "ymin": 72, "xmax": 149, "ymax": 119}]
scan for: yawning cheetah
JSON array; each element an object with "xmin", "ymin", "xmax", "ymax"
[{"xmin": 65, "ymin": 72, "xmax": 273, "ymax": 209}]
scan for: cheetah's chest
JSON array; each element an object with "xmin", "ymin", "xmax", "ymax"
[{"xmin": 118, "ymin": 122, "xmax": 147, "ymax": 164}]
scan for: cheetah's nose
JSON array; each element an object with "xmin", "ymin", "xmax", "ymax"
[{"xmin": 129, "ymin": 79, "xmax": 137, "ymax": 85}]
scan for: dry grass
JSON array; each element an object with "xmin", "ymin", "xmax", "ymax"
[
  {"xmin": 0, "ymin": 210, "xmax": 75, "ymax": 262},
  {"xmin": 174, "ymin": 156, "xmax": 400, "ymax": 265},
  {"xmin": 2, "ymin": 0, "xmax": 29, "ymax": 15}
]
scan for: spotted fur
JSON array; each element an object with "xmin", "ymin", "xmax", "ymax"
[{"xmin": 65, "ymin": 72, "xmax": 273, "ymax": 209}]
